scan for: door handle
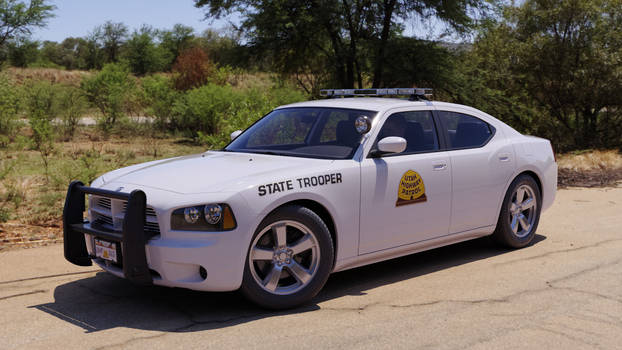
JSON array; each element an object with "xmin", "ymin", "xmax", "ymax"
[
  {"xmin": 499, "ymin": 155, "xmax": 510, "ymax": 162},
  {"xmin": 433, "ymin": 163, "xmax": 447, "ymax": 171}
]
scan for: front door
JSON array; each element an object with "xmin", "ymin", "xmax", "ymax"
[{"xmin": 359, "ymin": 109, "xmax": 452, "ymax": 255}]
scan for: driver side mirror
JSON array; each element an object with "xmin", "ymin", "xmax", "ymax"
[
  {"xmin": 230, "ymin": 130, "xmax": 242, "ymax": 140},
  {"xmin": 372, "ymin": 136, "xmax": 407, "ymax": 157}
]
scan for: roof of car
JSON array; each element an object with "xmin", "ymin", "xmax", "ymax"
[{"xmin": 278, "ymin": 97, "xmax": 477, "ymax": 114}]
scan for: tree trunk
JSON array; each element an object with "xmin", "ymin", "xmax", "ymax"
[{"xmin": 372, "ymin": 0, "xmax": 397, "ymax": 88}]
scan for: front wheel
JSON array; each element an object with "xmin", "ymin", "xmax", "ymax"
[
  {"xmin": 241, "ymin": 205, "xmax": 334, "ymax": 309},
  {"xmin": 492, "ymin": 175, "xmax": 542, "ymax": 248}
]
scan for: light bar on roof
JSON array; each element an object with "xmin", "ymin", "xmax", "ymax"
[{"xmin": 320, "ymin": 88, "xmax": 433, "ymax": 97}]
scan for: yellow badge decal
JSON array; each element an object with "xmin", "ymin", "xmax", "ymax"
[{"xmin": 396, "ymin": 170, "xmax": 427, "ymax": 206}]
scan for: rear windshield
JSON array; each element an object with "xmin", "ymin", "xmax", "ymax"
[{"xmin": 225, "ymin": 107, "xmax": 377, "ymax": 159}]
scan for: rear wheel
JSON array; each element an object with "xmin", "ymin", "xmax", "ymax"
[
  {"xmin": 241, "ymin": 205, "xmax": 333, "ymax": 309},
  {"xmin": 492, "ymin": 175, "xmax": 541, "ymax": 248}
]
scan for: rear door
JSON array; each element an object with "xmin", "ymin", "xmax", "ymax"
[
  {"xmin": 437, "ymin": 109, "xmax": 515, "ymax": 233},
  {"xmin": 359, "ymin": 107, "xmax": 452, "ymax": 254}
]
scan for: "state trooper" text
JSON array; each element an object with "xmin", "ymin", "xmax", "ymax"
[{"xmin": 258, "ymin": 173, "xmax": 343, "ymax": 196}]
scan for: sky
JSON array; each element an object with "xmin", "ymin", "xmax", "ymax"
[{"xmin": 31, "ymin": 0, "xmax": 236, "ymax": 42}]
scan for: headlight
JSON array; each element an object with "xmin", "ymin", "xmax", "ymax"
[{"xmin": 171, "ymin": 203, "xmax": 236, "ymax": 231}]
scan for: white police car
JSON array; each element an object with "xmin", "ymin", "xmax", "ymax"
[{"xmin": 63, "ymin": 88, "xmax": 557, "ymax": 309}]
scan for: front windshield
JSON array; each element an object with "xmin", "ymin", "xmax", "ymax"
[{"xmin": 225, "ymin": 107, "xmax": 377, "ymax": 159}]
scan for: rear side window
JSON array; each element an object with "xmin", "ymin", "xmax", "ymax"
[
  {"xmin": 438, "ymin": 111, "xmax": 494, "ymax": 149},
  {"xmin": 376, "ymin": 110, "xmax": 439, "ymax": 154}
]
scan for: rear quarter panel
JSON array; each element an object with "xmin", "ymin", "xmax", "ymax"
[{"xmin": 508, "ymin": 135, "xmax": 557, "ymax": 212}]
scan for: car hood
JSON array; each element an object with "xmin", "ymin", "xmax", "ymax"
[{"xmin": 99, "ymin": 151, "xmax": 333, "ymax": 194}]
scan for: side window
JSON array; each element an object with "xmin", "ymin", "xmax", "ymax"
[
  {"xmin": 438, "ymin": 111, "xmax": 493, "ymax": 149},
  {"xmin": 377, "ymin": 110, "xmax": 439, "ymax": 154}
]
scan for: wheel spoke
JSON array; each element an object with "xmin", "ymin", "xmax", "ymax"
[
  {"xmin": 521, "ymin": 197, "xmax": 535, "ymax": 210},
  {"xmin": 510, "ymin": 202, "xmax": 519, "ymax": 213},
  {"xmin": 518, "ymin": 214, "xmax": 531, "ymax": 232},
  {"xmin": 273, "ymin": 224, "xmax": 287, "ymax": 247},
  {"xmin": 287, "ymin": 261, "xmax": 312, "ymax": 285},
  {"xmin": 289, "ymin": 235, "xmax": 314, "ymax": 255},
  {"xmin": 516, "ymin": 188, "xmax": 526, "ymax": 204},
  {"xmin": 251, "ymin": 247, "xmax": 274, "ymax": 261},
  {"xmin": 511, "ymin": 214, "xmax": 519, "ymax": 234},
  {"xmin": 262, "ymin": 265, "xmax": 282, "ymax": 291}
]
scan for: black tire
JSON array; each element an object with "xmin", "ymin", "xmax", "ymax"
[
  {"xmin": 492, "ymin": 174, "xmax": 542, "ymax": 248},
  {"xmin": 240, "ymin": 205, "xmax": 334, "ymax": 309}
]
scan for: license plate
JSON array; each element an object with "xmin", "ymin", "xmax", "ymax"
[{"xmin": 94, "ymin": 239, "xmax": 118, "ymax": 263}]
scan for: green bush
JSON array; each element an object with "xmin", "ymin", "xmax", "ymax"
[
  {"xmin": 0, "ymin": 207, "xmax": 10, "ymax": 223},
  {"xmin": 57, "ymin": 86, "xmax": 88, "ymax": 140},
  {"xmin": 192, "ymin": 85, "xmax": 307, "ymax": 148},
  {"xmin": 0, "ymin": 75, "xmax": 20, "ymax": 147},
  {"xmin": 172, "ymin": 83, "xmax": 242, "ymax": 137},
  {"xmin": 81, "ymin": 63, "xmax": 136, "ymax": 132},
  {"xmin": 141, "ymin": 75, "xmax": 179, "ymax": 129},
  {"xmin": 23, "ymin": 80, "xmax": 59, "ymax": 181}
]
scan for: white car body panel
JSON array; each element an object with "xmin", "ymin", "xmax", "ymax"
[{"xmin": 82, "ymin": 98, "xmax": 557, "ymax": 291}]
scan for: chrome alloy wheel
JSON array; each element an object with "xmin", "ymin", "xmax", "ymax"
[
  {"xmin": 509, "ymin": 184, "xmax": 538, "ymax": 238},
  {"xmin": 248, "ymin": 220, "xmax": 320, "ymax": 295}
]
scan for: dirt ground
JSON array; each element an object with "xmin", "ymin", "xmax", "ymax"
[{"xmin": 1, "ymin": 186, "xmax": 621, "ymax": 349}]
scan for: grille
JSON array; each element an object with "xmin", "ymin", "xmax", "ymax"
[
  {"xmin": 90, "ymin": 195, "xmax": 160, "ymax": 237},
  {"xmin": 93, "ymin": 212, "xmax": 113, "ymax": 227},
  {"xmin": 122, "ymin": 202, "xmax": 156, "ymax": 217},
  {"xmin": 97, "ymin": 197, "xmax": 111, "ymax": 210}
]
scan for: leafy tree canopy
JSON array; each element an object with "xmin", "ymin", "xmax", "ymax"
[
  {"xmin": 0, "ymin": 0, "xmax": 54, "ymax": 48},
  {"xmin": 195, "ymin": 0, "xmax": 490, "ymax": 88}
]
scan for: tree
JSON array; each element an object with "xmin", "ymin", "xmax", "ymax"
[
  {"xmin": 124, "ymin": 25, "xmax": 167, "ymax": 75},
  {"xmin": 172, "ymin": 47, "xmax": 212, "ymax": 90},
  {"xmin": 93, "ymin": 21, "xmax": 128, "ymax": 63},
  {"xmin": 5, "ymin": 36, "xmax": 38, "ymax": 66},
  {"xmin": 453, "ymin": 0, "xmax": 622, "ymax": 151},
  {"xmin": 195, "ymin": 0, "xmax": 488, "ymax": 88},
  {"xmin": 159, "ymin": 24, "xmax": 195, "ymax": 69},
  {"xmin": 81, "ymin": 63, "xmax": 135, "ymax": 131},
  {"xmin": 0, "ymin": 0, "xmax": 54, "ymax": 49}
]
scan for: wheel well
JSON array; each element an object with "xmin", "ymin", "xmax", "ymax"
[
  {"xmin": 270, "ymin": 199, "xmax": 337, "ymax": 267},
  {"xmin": 518, "ymin": 170, "xmax": 542, "ymax": 195}
]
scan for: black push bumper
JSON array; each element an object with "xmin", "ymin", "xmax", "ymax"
[{"xmin": 62, "ymin": 181, "xmax": 153, "ymax": 285}]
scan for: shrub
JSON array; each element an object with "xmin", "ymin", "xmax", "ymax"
[
  {"xmin": 172, "ymin": 83, "xmax": 241, "ymax": 137},
  {"xmin": 57, "ymin": 86, "xmax": 88, "ymax": 140},
  {"xmin": 81, "ymin": 63, "xmax": 135, "ymax": 132},
  {"xmin": 172, "ymin": 47, "xmax": 213, "ymax": 91},
  {"xmin": 0, "ymin": 207, "xmax": 10, "ymax": 223},
  {"xmin": 141, "ymin": 75, "xmax": 179, "ymax": 129},
  {"xmin": 0, "ymin": 74, "xmax": 19, "ymax": 147},
  {"xmin": 23, "ymin": 80, "xmax": 59, "ymax": 181},
  {"xmin": 193, "ymin": 85, "xmax": 307, "ymax": 149}
]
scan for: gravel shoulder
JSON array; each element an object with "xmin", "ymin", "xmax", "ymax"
[{"xmin": 1, "ymin": 187, "xmax": 621, "ymax": 349}]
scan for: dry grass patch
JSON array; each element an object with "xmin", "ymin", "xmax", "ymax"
[
  {"xmin": 6, "ymin": 67, "xmax": 92, "ymax": 86},
  {"xmin": 557, "ymin": 150, "xmax": 622, "ymax": 187}
]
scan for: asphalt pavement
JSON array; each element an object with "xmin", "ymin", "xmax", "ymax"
[{"xmin": 1, "ymin": 187, "xmax": 621, "ymax": 349}]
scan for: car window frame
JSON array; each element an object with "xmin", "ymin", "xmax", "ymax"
[
  {"xmin": 366, "ymin": 108, "xmax": 444, "ymax": 158},
  {"xmin": 435, "ymin": 110, "xmax": 496, "ymax": 151}
]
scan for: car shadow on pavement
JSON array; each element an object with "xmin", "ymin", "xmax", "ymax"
[{"xmin": 32, "ymin": 234, "xmax": 546, "ymax": 333}]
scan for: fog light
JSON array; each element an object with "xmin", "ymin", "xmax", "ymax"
[
  {"xmin": 184, "ymin": 207, "xmax": 201, "ymax": 224},
  {"xmin": 204, "ymin": 204, "xmax": 222, "ymax": 225}
]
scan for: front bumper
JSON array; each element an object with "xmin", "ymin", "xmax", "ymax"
[
  {"xmin": 63, "ymin": 181, "xmax": 250, "ymax": 292},
  {"xmin": 63, "ymin": 181, "xmax": 152, "ymax": 285}
]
